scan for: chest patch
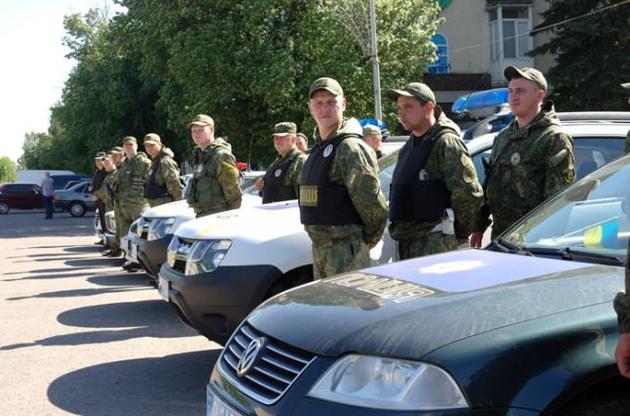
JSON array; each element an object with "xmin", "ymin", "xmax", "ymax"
[
  {"xmin": 323, "ymin": 144, "xmax": 334, "ymax": 158},
  {"xmin": 510, "ymin": 152, "xmax": 521, "ymax": 166},
  {"xmin": 418, "ymin": 169, "xmax": 430, "ymax": 181},
  {"xmin": 274, "ymin": 168, "xmax": 282, "ymax": 178}
]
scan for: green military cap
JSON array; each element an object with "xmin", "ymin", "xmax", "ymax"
[
  {"xmin": 309, "ymin": 77, "xmax": 344, "ymax": 98},
  {"xmin": 143, "ymin": 133, "xmax": 162, "ymax": 145},
  {"xmin": 122, "ymin": 136, "xmax": 137, "ymax": 145},
  {"xmin": 110, "ymin": 146, "xmax": 124, "ymax": 154},
  {"xmin": 273, "ymin": 122, "xmax": 297, "ymax": 137},
  {"xmin": 188, "ymin": 114, "xmax": 214, "ymax": 127},
  {"xmin": 622, "ymin": 82, "xmax": 630, "ymax": 89},
  {"xmin": 362, "ymin": 124, "xmax": 381, "ymax": 137},
  {"xmin": 94, "ymin": 151, "xmax": 106, "ymax": 159},
  {"xmin": 385, "ymin": 82, "xmax": 436, "ymax": 103},
  {"xmin": 504, "ymin": 66, "xmax": 547, "ymax": 92},
  {"xmin": 296, "ymin": 132, "xmax": 308, "ymax": 141}
]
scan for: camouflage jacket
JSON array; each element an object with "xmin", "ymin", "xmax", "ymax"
[
  {"xmin": 267, "ymin": 148, "xmax": 307, "ymax": 187},
  {"xmin": 476, "ymin": 102, "xmax": 575, "ymax": 236},
  {"xmin": 101, "ymin": 169, "xmax": 118, "ymax": 211},
  {"xmin": 116, "ymin": 152, "xmax": 151, "ymax": 206},
  {"xmin": 389, "ymin": 109, "xmax": 484, "ymax": 241},
  {"xmin": 93, "ymin": 169, "xmax": 109, "ymax": 202},
  {"xmin": 147, "ymin": 147, "xmax": 182, "ymax": 201},
  {"xmin": 304, "ymin": 118, "xmax": 388, "ymax": 245},
  {"xmin": 186, "ymin": 138, "xmax": 242, "ymax": 216}
]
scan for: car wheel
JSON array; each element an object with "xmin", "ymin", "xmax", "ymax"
[
  {"xmin": 69, "ymin": 202, "xmax": 86, "ymax": 217},
  {"xmin": 0, "ymin": 202, "xmax": 9, "ymax": 214}
]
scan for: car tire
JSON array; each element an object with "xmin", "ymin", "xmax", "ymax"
[
  {"xmin": 0, "ymin": 201, "xmax": 9, "ymax": 215},
  {"xmin": 559, "ymin": 398, "xmax": 630, "ymax": 416},
  {"xmin": 69, "ymin": 201, "xmax": 87, "ymax": 217}
]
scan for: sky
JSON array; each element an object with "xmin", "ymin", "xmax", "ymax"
[{"xmin": 0, "ymin": 0, "xmax": 123, "ymax": 164}]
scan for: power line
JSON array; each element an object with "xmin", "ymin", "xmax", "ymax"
[{"xmin": 450, "ymin": 0, "xmax": 630, "ymax": 55}]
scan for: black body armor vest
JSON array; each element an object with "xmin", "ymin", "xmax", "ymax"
[
  {"xmin": 144, "ymin": 157, "xmax": 170, "ymax": 199},
  {"xmin": 299, "ymin": 134, "xmax": 363, "ymax": 225},
  {"xmin": 389, "ymin": 133, "xmax": 451, "ymax": 222},
  {"xmin": 262, "ymin": 153, "xmax": 299, "ymax": 204}
]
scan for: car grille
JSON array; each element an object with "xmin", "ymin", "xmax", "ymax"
[
  {"xmin": 219, "ymin": 322, "xmax": 316, "ymax": 405},
  {"xmin": 173, "ymin": 259, "xmax": 186, "ymax": 273}
]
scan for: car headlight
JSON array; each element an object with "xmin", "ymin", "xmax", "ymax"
[
  {"xmin": 184, "ymin": 239, "xmax": 231, "ymax": 275},
  {"xmin": 307, "ymin": 355, "xmax": 468, "ymax": 410},
  {"xmin": 148, "ymin": 217, "xmax": 176, "ymax": 241}
]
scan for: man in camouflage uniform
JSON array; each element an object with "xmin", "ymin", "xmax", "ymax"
[
  {"xmin": 186, "ymin": 114, "xmax": 242, "ymax": 217},
  {"xmin": 116, "ymin": 136, "xmax": 151, "ymax": 268},
  {"xmin": 471, "ymin": 67, "xmax": 575, "ymax": 247},
  {"xmin": 255, "ymin": 122, "xmax": 306, "ymax": 204},
  {"xmin": 90, "ymin": 152, "xmax": 108, "ymax": 240},
  {"xmin": 615, "ymin": 81, "xmax": 630, "ymax": 378},
  {"xmin": 99, "ymin": 152, "xmax": 121, "ymax": 256},
  {"xmin": 299, "ymin": 77, "xmax": 388, "ymax": 279},
  {"xmin": 622, "ymin": 82, "xmax": 630, "ymax": 154},
  {"xmin": 142, "ymin": 133, "xmax": 182, "ymax": 207},
  {"xmin": 362, "ymin": 124, "xmax": 383, "ymax": 159},
  {"xmin": 386, "ymin": 82, "xmax": 483, "ymax": 259},
  {"xmin": 296, "ymin": 132, "xmax": 309, "ymax": 152}
]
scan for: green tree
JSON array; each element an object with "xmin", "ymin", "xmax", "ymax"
[
  {"xmin": 530, "ymin": 0, "xmax": 630, "ymax": 110},
  {"xmin": 0, "ymin": 157, "xmax": 17, "ymax": 183}
]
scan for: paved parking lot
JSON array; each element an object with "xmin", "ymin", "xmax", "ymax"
[{"xmin": 0, "ymin": 210, "xmax": 220, "ymax": 415}]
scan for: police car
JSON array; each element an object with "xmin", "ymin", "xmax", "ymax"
[
  {"xmin": 122, "ymin": 174, "xmax": 263, "ymax": 278},
  {"xmin": 207, "ymin": 153, "xmax": 630, "ymax": 416}
]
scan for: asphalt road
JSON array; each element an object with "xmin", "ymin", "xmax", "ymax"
[{"xmin": 0, "ymin": 210, "xmax": 220, "ymax": 415}]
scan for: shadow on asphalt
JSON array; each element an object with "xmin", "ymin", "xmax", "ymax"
[
  {"xmin": 87, "ymin": 273, "xmax": 153, "ymax": 287},
  {"xmin": 2, "ymin": 267, "xmax": 87, "ymax": 275},
  {"xmin": 47, "ymin": 350, "xmax": 219, "ymax": 416},
  {"xmin": 65, "ymin": 257, "xmax": 122, "ymax": 267},
  {"xmin": 63, "ymin": 246, "xmax": 103, "ymax": 254},
  {"xmin": 13, "ymin": 256, "xmax": 86, "ymax": 263},
  {"xmin": 2, "ymin": 271, "xmax": 97, "ymax": 282},
  {"xmin": 7, "ymin": 253, "xmax": 87, "ymax": 259},
  {"xmin": 0, "ymin": 300, "xmax": 202, "ymax": 351},
  {"xmin": 6, "ymin": 286, "xmax": 152, "ymax": 301}
]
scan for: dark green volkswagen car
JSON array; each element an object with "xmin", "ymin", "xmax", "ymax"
[{"xmin": 206, "ymin": 155, "xmax": 630, "ymax": 415}]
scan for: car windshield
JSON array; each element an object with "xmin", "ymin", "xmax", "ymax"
[{"xmin": 500, "ymin": 155, "xmax": 630, "ymax": 265}]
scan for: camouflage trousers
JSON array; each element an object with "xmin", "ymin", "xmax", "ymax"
[
  {"xmin": 397, "ymin": 232, "xmax": 458, "ymax": 260},
  {"xmin": 312, "ymin": 235, "xmax": 370, "ymax": 279},
  {"xmin": 148, "ymin": 196, "xmax": 174, "ymax": 208},
  {"xmin": 116, "ymin": 202, "xmax": 149, "ymax": 246}
]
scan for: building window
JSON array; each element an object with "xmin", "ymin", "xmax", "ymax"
[
  {"xmin": 427, "ymin": 33, "xmax": 449, "ymax": 75},
  {"xmin": 489, "ymin": 4, "xmax": 532, "ymax": 61}
]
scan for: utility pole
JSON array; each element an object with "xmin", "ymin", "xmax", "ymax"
[{"xmin": 369, "ymin": 0, "xmax": 382, "ymax": 120}]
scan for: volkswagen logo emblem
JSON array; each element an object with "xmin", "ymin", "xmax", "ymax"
[{"xmin": 237, "ymin": 338, "xmax": 265, "ymax": 377}]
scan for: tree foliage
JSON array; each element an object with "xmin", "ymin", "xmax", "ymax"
[
  {"xmin": 36, "ymin": 0, "xmax": 442, "ymax": 171},
  {"xmin": 530, "ymin": 0, "xmax": 630, "ymax": 110},
  {"xmin": 0, "ymin": 157, "xmax": 17, "ymax": 183}
]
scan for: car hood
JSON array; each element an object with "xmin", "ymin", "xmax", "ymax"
[
  {"xmin": 143, "ymin": 200, "xmax": 194, "ymax": 219},
  {"xmin": 175, "ymin": 199, "xmax": 301, "ymax": 242},
  {"xmin": 248, "ymin": 249, "xmax": 623, "ymax": 358}
]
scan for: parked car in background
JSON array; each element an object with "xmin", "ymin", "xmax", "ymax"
[
  {"xmin": 158, "ymin": 116, "xmax": 628, "ymax": 344},
  {"xmin": 50, "ymin": 174, "xmax": 92, "ymax": 190},
  {"xmin": 53, "ymin": 181, "xmax": 96, "ymax": 217},
  {"xmin": 0, "ymin": 183, "xmax": 43, "ymax": 214},
  {"xmin": 207, "ymin": 153, "xmax": 630, "ymax": 416},
  {"xmin": 15, "ymin": 169, "xmax": 75, "ymax": 185}
]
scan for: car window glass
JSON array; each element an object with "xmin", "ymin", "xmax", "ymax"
[
  {"xmin": 472, "ymin": 147, "xmax": 492, "ymax": 184},
  {"xmin": 504, "ymin": 157, "xmax": 630, "ymax": 263},
  {"xmin": 378, "ymin": 152, "xmax": 398, "ymax": 200},
  {"xmin": 574, "ymin": 137, "xmax": 624, "ymax": 179}
]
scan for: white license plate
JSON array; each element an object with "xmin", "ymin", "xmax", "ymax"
[
  {"xmin": 207, "ymin": 386, "xmax": 243, "ymax": 416},
  {"xmin": 158, "ymin": 276, "xmax": 170, "ymax": 300}
]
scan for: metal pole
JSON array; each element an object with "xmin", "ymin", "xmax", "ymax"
[{"xmin": 369, "ymin": 0, "xmax": 382, "ymax": 120}]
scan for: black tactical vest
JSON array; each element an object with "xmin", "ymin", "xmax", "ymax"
[
  {"xmin": 389, "ymin": 132, "xmax": 451, "ymax": 222},
  {"xmin": 144, "ymin": 157, "xmax": 170, "ymax": 199},
  {"xmin": 299, "ymin": 134, "xmax": 363, "ymax": 225},
  {"xmin": 262, "ymin": 152, "xmax": 299, "ymax": 204}
]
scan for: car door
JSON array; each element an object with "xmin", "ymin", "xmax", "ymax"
[{"xmin": 27, "ymin": 185, "xmax": 43, "ymax": 208}]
